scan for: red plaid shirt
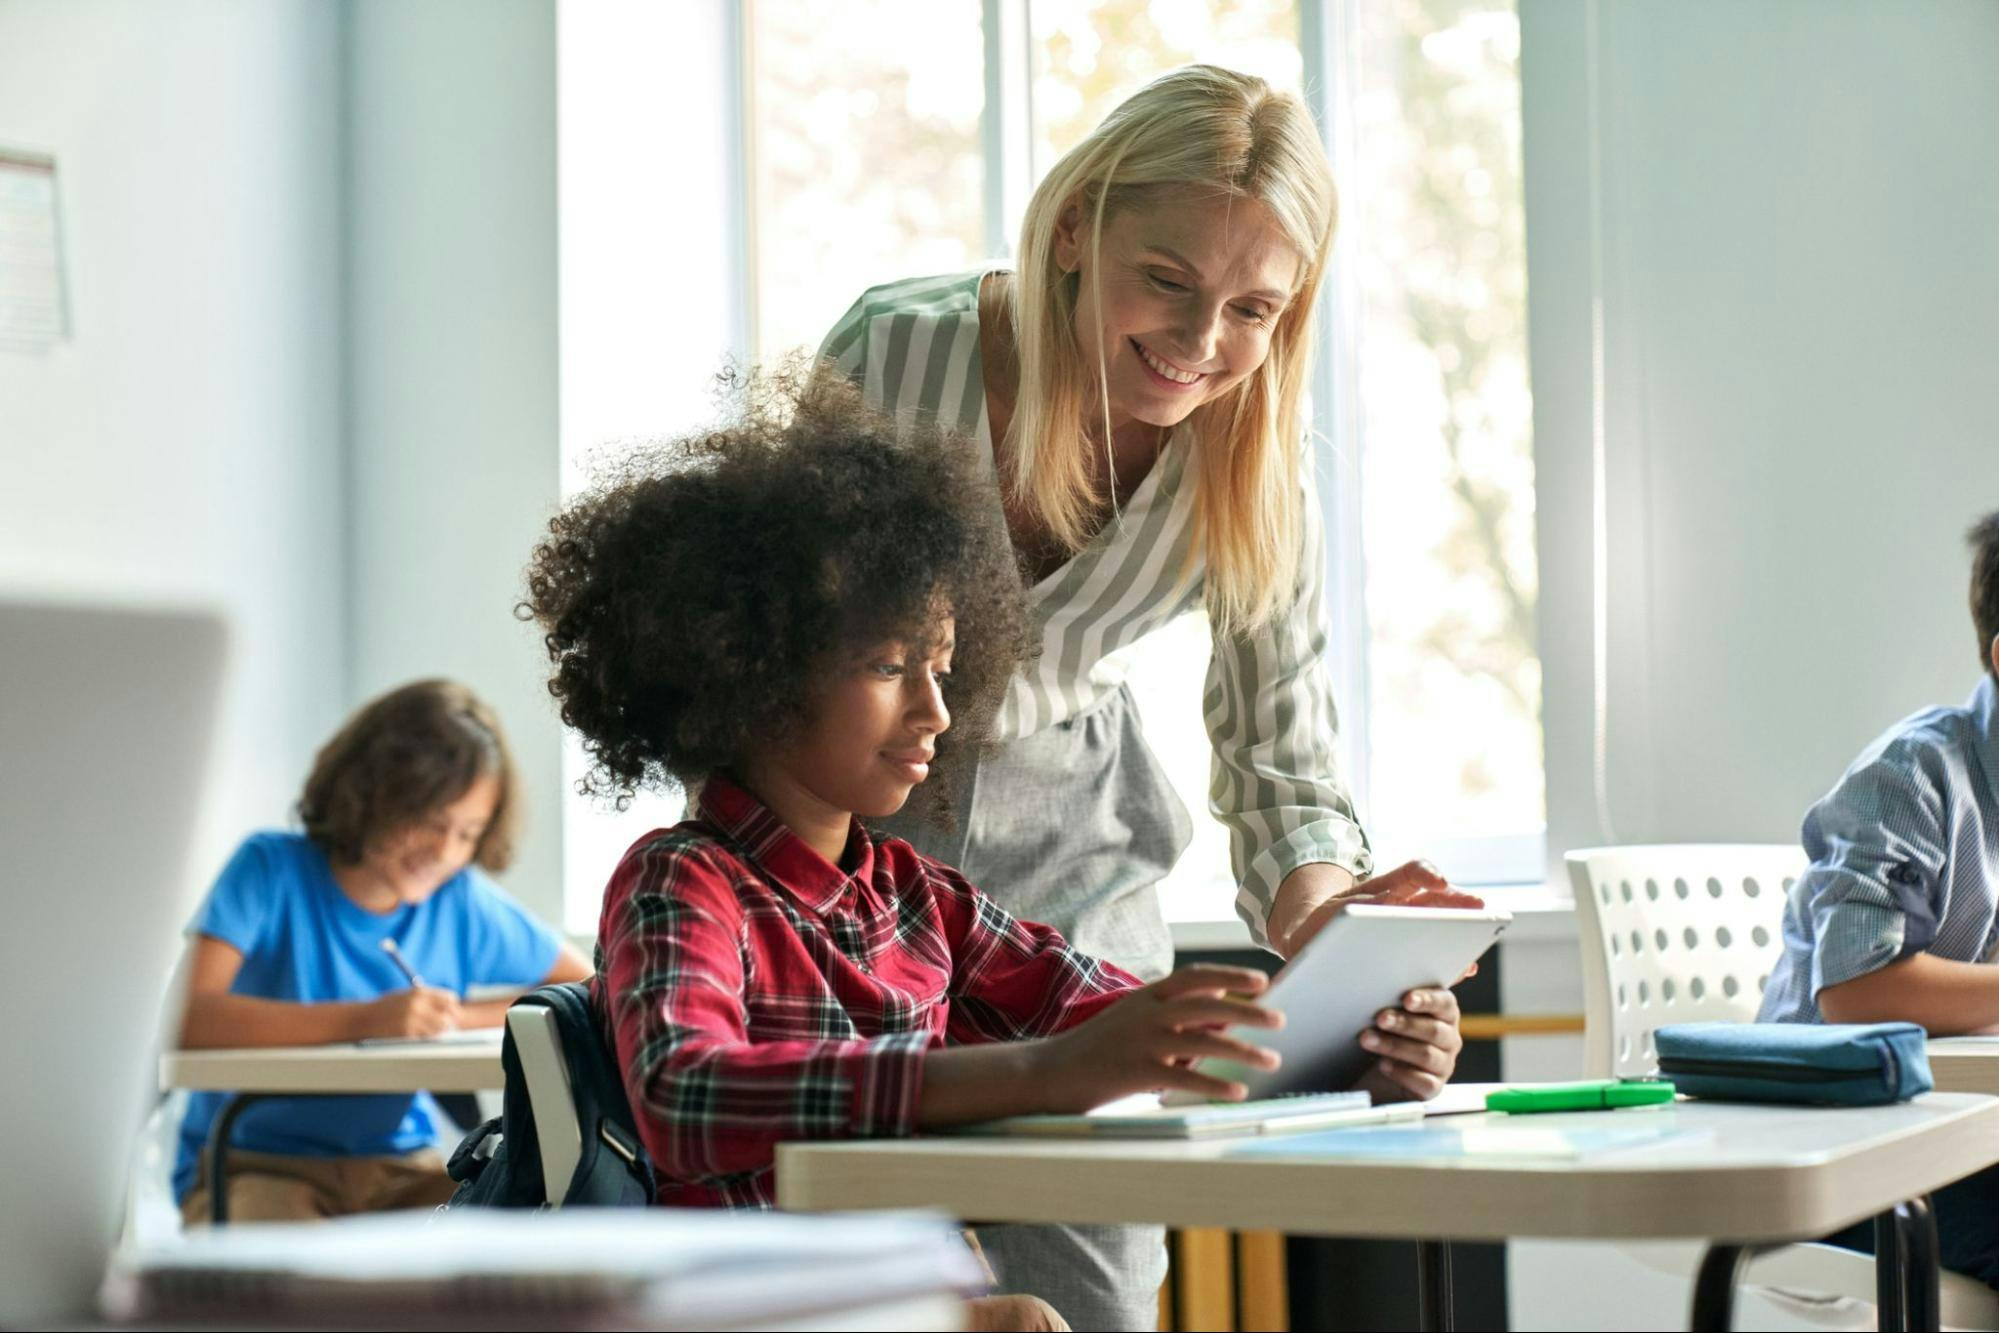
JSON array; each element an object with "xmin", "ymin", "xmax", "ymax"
[{"xmin": 591, "ymin": 773, "xmax": 1143, "ymax": 1209}]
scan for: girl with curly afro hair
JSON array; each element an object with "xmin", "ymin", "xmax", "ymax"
[
  {"xmin": 522, "ymin": 370, "xmax": 1284, "ymax": 1331},
  {"xmin": 524, "ymin": 364, "xmax": 1026, "ymax": 827}
]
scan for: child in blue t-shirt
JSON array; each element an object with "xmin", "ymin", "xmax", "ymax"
[{"xmin": 173, "ymin": 678, "xmax": 592, "ymax": 1225}]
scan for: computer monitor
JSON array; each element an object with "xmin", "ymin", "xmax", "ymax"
[{"xmin": 0, "ymin": 600, "xmax": 227, "ymax": 1322}]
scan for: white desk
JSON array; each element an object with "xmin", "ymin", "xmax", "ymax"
[
  {"xmin": 160, "ymin": 1039, "xmax": 507, "ymax": 1225},
  {"xmin": 1926, "ymin": 1037, "xmax": 1999, "ymax": 1096},
  {"xmin": 160, "ymin": 1039, "xmax": 505, "ymax": 1096},
  {"xmin": 778, "ymin": 1094, "xmax": 1999, "ymax": 1331}
]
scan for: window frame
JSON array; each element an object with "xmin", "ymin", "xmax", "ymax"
[
  {"xmin": 560, "ymin": 0, "xmax": 1545, "ymax": 935},
  {"xmin": 738, "ymin": 0, "xmax": 1546, "ymax": 890}
]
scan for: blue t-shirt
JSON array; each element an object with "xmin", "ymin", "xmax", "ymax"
[{"xmin": 173, "ymin": 831, "xmax": 560, "ymax": 1201}]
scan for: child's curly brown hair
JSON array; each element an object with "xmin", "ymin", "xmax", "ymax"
[
  {"xmin": 522, "ymin": 365, "xmax": 1030, "ymax": 823},
  {"xmin": 297, "ymin": 678, "xmax": 522, "ymax": 872},
  {"xmin": 1972, "ymin": 508, "xmax": 1999, "ymax": 680}
]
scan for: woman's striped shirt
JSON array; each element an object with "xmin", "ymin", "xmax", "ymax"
[{"xmin": 819, "ymin": 269, "xmax": 1371, "ymax": 945}]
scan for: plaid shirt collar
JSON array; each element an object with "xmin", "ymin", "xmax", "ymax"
[{"xmin": 697, "ymin": 772, "xmax": 875, "ymax": 913}]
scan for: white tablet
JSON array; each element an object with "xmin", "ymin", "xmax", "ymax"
[{"xmin": 1167, "ymin": 904, "xmax": 1512, "ymax": 1104}]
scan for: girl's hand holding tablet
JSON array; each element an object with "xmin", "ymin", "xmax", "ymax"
[
  {"xmin": 1355, "ymin": 986, "xmax": 1465, "ymax": 1103},
  {"xmin": 1264, "ymin": 861, "xmax": 1484, "ymax": 1103},
  {"xmin": 1030, "ymin": 964, "xmax": 1284, "ymax": 1111}
]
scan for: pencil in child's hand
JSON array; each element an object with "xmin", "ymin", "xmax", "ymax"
[{"xmin": 380, "ymin": 938, "xmax": 425, "ymax": 988}]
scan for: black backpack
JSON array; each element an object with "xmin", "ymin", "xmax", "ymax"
[{"xmin": 444, "ymin": 981, "xmax": 657, "ymax": 1209}]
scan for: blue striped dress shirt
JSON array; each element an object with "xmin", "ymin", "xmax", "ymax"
[{"xmin": 1760, "ymin": 674, "xmax": 1999, "ymax": 1024}]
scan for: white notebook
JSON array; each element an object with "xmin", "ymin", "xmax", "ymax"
[
  {"xmin": 355, "ymin": 1027, "xmax": 505, "ymax": 1048},
  {"xmin": 958, "ymin": 1090, "xmax": 1423, "ymax": 1139}
]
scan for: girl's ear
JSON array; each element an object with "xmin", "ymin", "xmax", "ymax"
[
  {"xmin": 1051, "ymin": 198, "xmax": 1088, "ymax": 274},
  {"xmin": 1988, "ymin": 633, "xmax": 1999, "ymax": 680}
]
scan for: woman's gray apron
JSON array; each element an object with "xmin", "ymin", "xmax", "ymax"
[{"xmin": 875, "ymin": 683, "xmax": 1188, "ymax": 1331}]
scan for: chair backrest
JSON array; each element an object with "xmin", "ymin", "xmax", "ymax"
[
  {"xmin": 506, "ymin": 1005, "xmax": 583, "ymax": 1206},
  {"xmin": 1567, "ymin": 845, "xmax": 1806, "ymax": 1078}
]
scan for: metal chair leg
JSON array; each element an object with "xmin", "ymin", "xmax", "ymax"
[
  {"xmin": 1690, "ymin": 1244, "xmax": 1752, "ymax": 1332},
  {"xmin": 1416, "ymin": 1239, "xmax": 1454, "ymax": 1332},
  {"xmin": 203, "ymin": 1093, "xmax": 265, "ymax": 1226},
  {"xmin": 1902, "ymin": 1196, "xmax": 1941, "ymax": 1333},
  {"xmin": 1877, "ymin": 1206, "xmax": 1911, "ymax": 1332}
]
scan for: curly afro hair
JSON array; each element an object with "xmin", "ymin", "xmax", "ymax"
[{"xmin": 522, "ymin": 364, "xmax": 1029, "ymax": 822}]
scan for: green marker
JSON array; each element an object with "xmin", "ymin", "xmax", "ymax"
[{"xmin": 1486, "ymin": 1079, "xmax": 1676, "ymax": 1113}]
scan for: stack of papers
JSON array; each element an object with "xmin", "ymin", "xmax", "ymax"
[{"xmin": 105, "ymin": 1208, "xmax": 983, "ymax": 1329}]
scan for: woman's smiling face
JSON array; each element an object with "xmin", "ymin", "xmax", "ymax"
[{"xmin": 1056, "ymin": 184, "xmax": 1303, "ymax": 433}]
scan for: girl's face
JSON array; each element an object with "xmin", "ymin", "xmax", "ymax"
[
  {"xmin": 362, "ymin": 771, "xmax": 500, "ymax": 906},
  {"xmin": 763, "ymin": 620, "xmax": 956, "ymax": 825},
  {"xmin": 1056, "ymin": 184, "xmax": 1305, "ymax": 435}
]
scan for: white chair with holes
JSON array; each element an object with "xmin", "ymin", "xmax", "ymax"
[{"xmin": 1569, "ymin": 845, "xmax": 1999, "ymax": 1330}]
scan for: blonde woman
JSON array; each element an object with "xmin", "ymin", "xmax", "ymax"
[{"xmin": 820, "ymin": 65, "xmax": 1479, "ymax": 1330}]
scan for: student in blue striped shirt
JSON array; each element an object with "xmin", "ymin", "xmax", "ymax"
[
  {"xmin": 1761, "ymin": 512, "xmax": 1999, "ymax": 1030},
  {"xmin": 1760, "ymin": 508, "xmax": 1999, "ymax": 1287}
]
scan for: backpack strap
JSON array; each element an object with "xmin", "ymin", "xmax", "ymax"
[{"xmin": 527, "ymin": 981, "xmax": 659, "ymax": 1206}]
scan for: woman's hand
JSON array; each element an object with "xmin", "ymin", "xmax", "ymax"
[
  {"xmin": 1354, "ymin": 986, "xmax": 1464, "ymax": 1103},
  {"xmin": 1028, "ymin": 964, "xmax": 1284, "ymax": 1112},
  {"xmin": 1268, "ymin": 860, "xmax": 1486, "ymax": 960}
]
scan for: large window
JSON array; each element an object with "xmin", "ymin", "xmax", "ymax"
[
  {"xmin": 559, "ymin": 0, "xmax": 1542, "ymax": 935},
  {"xmin": 1344, "ymin": 0, "xmax": 1542, "ymax": 879},
  {"xmin": 748, "ymin": 1, "xmax": 987, "ymax": 359},
  {"xmin": 1021, "ymin": 0, "xmax": 1306, "ymax": 922}
]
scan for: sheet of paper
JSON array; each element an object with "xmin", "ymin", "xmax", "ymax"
[
  {"xmin": 1227, "ymin": 1117, "xmax": 1706, "ymax": 1161},
  {"xmin": 355, "ymin": 1027, "xmax": 504, "ymax": 1047},
  {"xmin": 0, "ymin": 150, "xmax": 67, "ymax": 352},
  {"xmin": 1422, "ymin": 1081, "xmax": 1505, "ymax": 1116}
]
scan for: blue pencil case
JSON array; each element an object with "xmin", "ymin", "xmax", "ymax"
[{"xmin": 1653, "ymin": 1022, "xmax": 1933, "ymax": 1106}]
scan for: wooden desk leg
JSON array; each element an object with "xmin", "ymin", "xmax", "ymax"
[
  {"xmin": 204, "ymin": 1093, "xmax": 266, "ymax": 1226},
  {"xmin": 1416, "ymin": 1239, "xmax": 1454, "ymax": 1332},
  {"xmin": 1689, "ymin": 1244, "xmax": 1751, "ymax": 1332},
  {"xmin": 1902, "ymin": 1196, "xmax": 1941, "ymax": 1333},
  {"xmin": 1876, "ymin": 1207, "xmax": 1910, "ymax": 1332}
]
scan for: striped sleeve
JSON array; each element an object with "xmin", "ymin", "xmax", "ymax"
[
  {"xmin": 1798, "ymin": 742, "xmax": 1952, "ymax": 996},
  {"xmin": 817, "ymin": 273, "xmax": 989, "ymax": 438},
  {"xmin": 1205, "ymin": 479, "xmax": 1372, "ymax": 947},
  {"xmin": 817, "ymin": 290, "xmax": 872, "ymax": 383}
]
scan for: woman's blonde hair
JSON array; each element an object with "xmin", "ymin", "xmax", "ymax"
[{"xmin": 1009, "ymin": 64, "xmax": 1336, "ymax": 635}]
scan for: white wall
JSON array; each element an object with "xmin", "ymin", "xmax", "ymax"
[
  {"xmin": 1517, "ymin": 3, "xmax": 1999, "ymax": 1328},
  {"xmin": 345, "ymin": 0, "xmax": 565, "ymax": 923},
  {"xmin": 1529, "ymin": 0, "xmax": 1999, "ymax": 873},
  {"xmin": 0, "ymin": 0, "xmax": 346, "ymax": 881},
  {"xmin": 4, "ymin": 0, "xmax": 575, "ymax": 928}
]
